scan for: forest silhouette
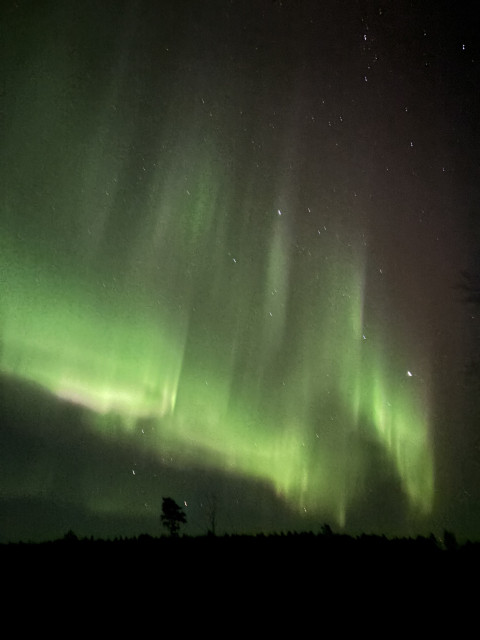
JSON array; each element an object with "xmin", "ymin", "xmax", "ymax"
[
  {"xmin": 2, "ymin": 497, "xmax": 479, "ymax": 606},
  {"xmin": 2, "ymin": 521, "xmax": 478, "ymax": 569}
]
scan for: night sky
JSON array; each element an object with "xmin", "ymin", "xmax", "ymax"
[{"xmin": 1, "ymin": 0, "xmax": 479, "ymax": 543}]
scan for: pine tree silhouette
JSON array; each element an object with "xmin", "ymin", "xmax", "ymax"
[{"xmin": 161, "ymin": 497, "xmax": 187, "ymax": 537}]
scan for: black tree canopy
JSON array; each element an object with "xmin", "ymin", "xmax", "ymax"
[{"xmin": 161, "ymin": 497, "xmax": 187, "ymax": 537}]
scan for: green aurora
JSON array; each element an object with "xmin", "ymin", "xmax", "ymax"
[
  {"xmin": 0, "ymin": 164, "xmax": 434, "ymax": 526},
  {"xmin": 7, "ymin": 0, "xmax": 475, "ymax": 539}
]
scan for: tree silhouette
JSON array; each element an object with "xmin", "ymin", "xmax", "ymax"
[
  {"xmin": 459, "ymin": 268, "xmax": 480, "ymax": 380},
  {"xmin": 204, "ymin": 493, "xmax": 218, "ymax": 536},
  {"xmin": 459, "ymin": 269, "xmax": 480, "ymax": 305},
  {"xmin": 161, "ymin": 497, "xmax": 187, "ymax": 537}
]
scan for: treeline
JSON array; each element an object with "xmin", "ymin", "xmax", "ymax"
[
  {"xmin": 2, "ymin": 529, "xmax": 479, "ymax": 597},
  {"xmin": 1, "ymin": 528, "xmax": 477, "ymax": 557}
]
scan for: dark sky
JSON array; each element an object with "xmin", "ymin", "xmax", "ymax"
[{"xmin": 1, "ymin": 0, "xmax": 480, "ymax": 542}]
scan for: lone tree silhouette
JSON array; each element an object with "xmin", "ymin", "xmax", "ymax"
[{"xmin": 161, "ymin": 497, "xmax": 187, "ymax": 537}]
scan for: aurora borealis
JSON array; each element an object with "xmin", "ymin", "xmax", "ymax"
[{"xmin": 1, "ymin": 0, "xmax": 479, "ymax": 542}]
